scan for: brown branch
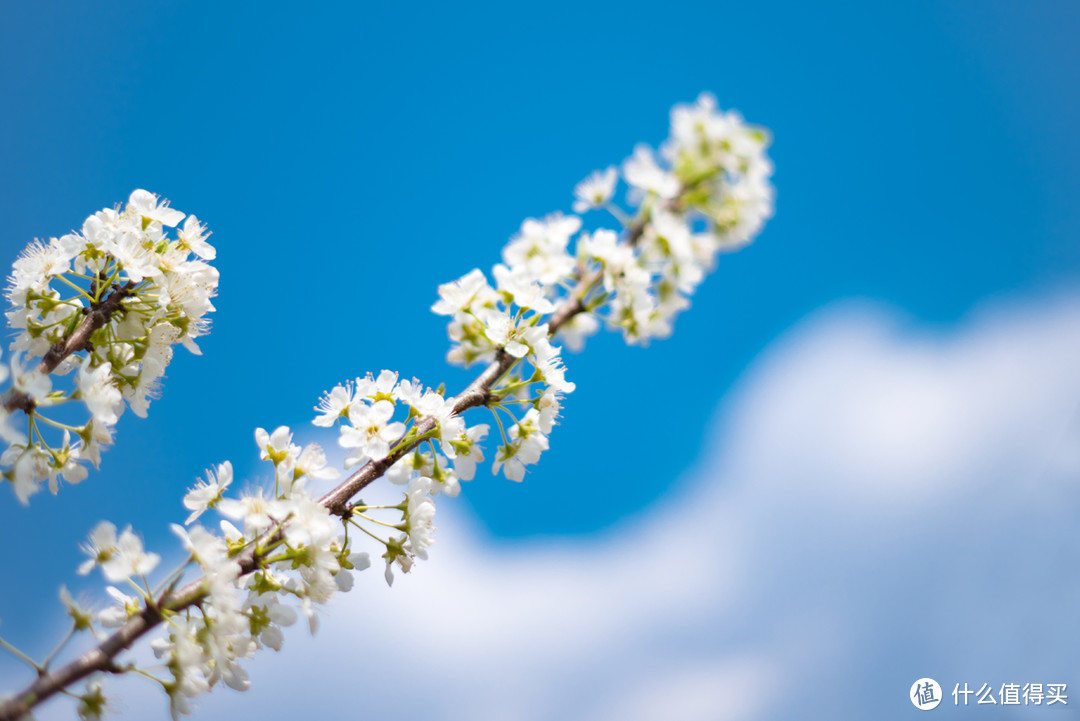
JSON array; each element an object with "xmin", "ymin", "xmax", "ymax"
[
  {"xmin": 320, "ymin": 267, "xmax": 601, "ymax": 514},
  {"xmin": 0, "ymin": 267, "xmax": 604, "ymax": 721},
  {"xmin": 2, "ymin": 281, "xmax": 136, "ymax": 414},
  {"xmin": 0, "ymin": 144, "xmax": 723, "ymax": 720},
  {"xmin": 0, "ymin": 183, "xmax": 682, "ymax": 719}
]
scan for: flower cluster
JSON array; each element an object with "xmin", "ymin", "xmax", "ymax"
[
  {"xmin": 431, "ymin": 264, "xmax": 572, "ymax": 482},
  {"xmin": 571, "ymin": 93, "xmax": 774, "ymax": 344},
  {"xmin": 315, "ymin": 370, "xmax": 489, "ymax": 580},
  {"xmin": 65, "ymin": 429, "xmax": 364, "ymax": 719},
  {"xmin": 0, "ymin": 190, "xmax": 218, "ymax": 504},
  {"xmin": 430, "ymin": 92, "xmax": 774, "ymax": 481},
  {"xmin": 60, "ymin": 400, "xmax": 484, "ymax": 718},
  {"xmin": 0, "ymin": 95, "xmax": 774, "ymax": 721}
]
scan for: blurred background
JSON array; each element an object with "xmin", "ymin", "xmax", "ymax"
[{"xmin": 2, "ymin": 1, "xmax": 1079, "ymax": 718}]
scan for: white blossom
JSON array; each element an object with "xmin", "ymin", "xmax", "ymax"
[
  {"xmin": 312, "ymin": 380, "xmax": 355, "ymax": 427},
  {"xmin": 491, "ymin": 409, "xmax": 549, "ymax": 482},
  {"xmin": 295, "ymin": 443, "xmax": 339, "ymax": 482},
  {"xmin": 572, "ymin": 166, "xmax": 618, "ymax": 213},
  {"xmin": 127, "ymin": 189, "xmax": 185, "ymax": 228},
  {"xmin": 254, "ymin": 426, "xmax": 296, "ymax": 464},
  {"xmin": 280, "ymin": 490, "xmax": 337, "ymax": 549},
  {"xmin": 339, "ymin": 400, "xmax": 405, "ymax": 463},
  {"xmin": 218, "ymin": 489, "xmax": 281, "ymax": 537},
  {"xmin": 404, "ymin": 475, "xmax": 436, "ymax": 560},
  {"xmin": 183, "ymin": 461, "xmax": 233, "ymax": 525},
  {"xmin": 58, "ymin": 584, "xmax": 94, "ymax": 632},
  {"xmin": 356, "ymin": 369, "xmax": 399, "ymax": 400},
  {"xmin": 98, "ymin": 586, "xmax": 141, "ymax": 629},
  {"xmin": 244, "ymin": 592, "xmax": 298, "ymax": 651},
  {"xmin": 448, "ymin": 424, "xmax": 488, "ymax": 480},
  {"xmin": 78, "ymin": 521, "xmax": 160, "ymax": 582},
  {"xmin": 431, "ymin": 268, "xmax": 495, "ymax": 316},
  {"xmin": 623, "ymin": 144, "xmax": 680, "ymax": 199},
  {"xmin": 480, "ymin": 309, "xmax": 530, "ymax": 358},
  {"xmin": 77, "ymin": 359, "xmax": 123, "ymax": 427},
  {"xmin": 178, "ymin": 215, "xmax": 215, "ymax": 260},
  {"xmin": 501, "ymin": 213, "xmax": 579, "ymax": 285}
]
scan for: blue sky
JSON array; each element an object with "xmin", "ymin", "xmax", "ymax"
[{"xmin": 1, "ymin": 1, "xmax": 1079, "ymax": 719}]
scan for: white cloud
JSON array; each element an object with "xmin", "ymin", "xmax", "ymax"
[{"xmin": 30, "ymin": 295, "xmax": 1080, "ymax": 720}]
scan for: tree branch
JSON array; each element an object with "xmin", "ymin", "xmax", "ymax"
[
  {"xmin": 2, "ymin": 281, "xmax": 136, "ymax": 415},
  {"xmin": 0, "ymin": 267, "xmax": 604, "ymax": 721}
]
